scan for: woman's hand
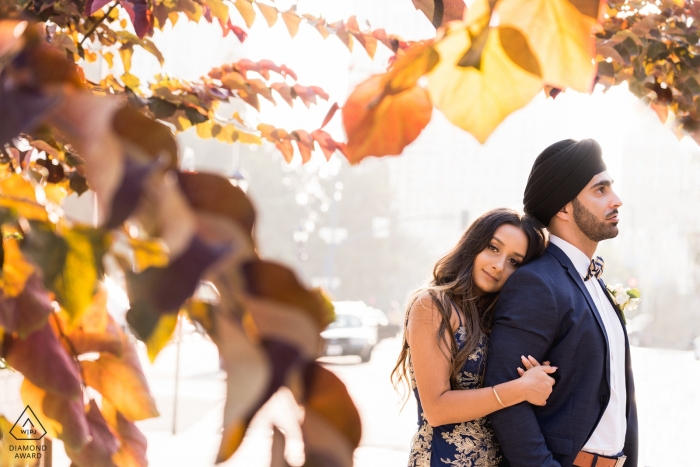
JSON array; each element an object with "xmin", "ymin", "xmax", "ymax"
[{"xmin": 515, "ymin": 355, "xmax": 557, "ymax": 406}]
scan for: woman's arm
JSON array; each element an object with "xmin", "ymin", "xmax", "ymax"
[{"xmin": 407, "ymin": 295, "xmax": 556, "ymax": 427}]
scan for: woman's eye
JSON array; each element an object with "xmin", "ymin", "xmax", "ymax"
[
  {"xmin": 509, "ymin": 258, "xmax": 520, "ymax": 267},
  {"xmin": 489, "ymin": 245, "xmax": 498, "ymax": 252}
]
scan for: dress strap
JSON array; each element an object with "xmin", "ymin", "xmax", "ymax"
[{"xmin": 452, "ymin": 303, "xmax": 463, "ymax": 328}]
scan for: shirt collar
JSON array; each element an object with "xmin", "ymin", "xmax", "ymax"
[{"xmin": 549, "ymin": 234, "xmax": 592, "ymax": 279}]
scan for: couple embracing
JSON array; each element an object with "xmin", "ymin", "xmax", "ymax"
[{"xmin": 393, "ymin": 139, "xmax": 637, "ymax": 467}]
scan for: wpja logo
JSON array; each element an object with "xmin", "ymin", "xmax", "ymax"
[{"xmin": 8, "ymin": 406, "xmax": 48, "ymax": 459}]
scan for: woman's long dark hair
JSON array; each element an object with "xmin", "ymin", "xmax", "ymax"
[{"xmin": 391, "ymin": 209, "xmax": 546, "ymax": 404}]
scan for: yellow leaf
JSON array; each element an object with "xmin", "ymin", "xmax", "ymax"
[
  {"xmin": 428, "ymin": 24, "xmax": 542, "ymax": 143},
  {"xmin": 146, "ymin": 313, "xmax": 178, "ymax": 362},
  {"xmin": 0, "ymin": 239, "xmax": 35, "ymax": 297},
  {"xmin": 119, "ymin": 46, "xmax": 132, "ymax": 73},
  {"xmin": 282, "ymin": 10, "xmax": 302, "ymax": 37},
  {"xmin": 0, "ymin": 174, "xmax": 49, "ymax": 221},
  {"xmin": 45, "ymin": 183, "xmax": 68, "ymax": 205},
  {"xmin": 121, "ymin": 72, "xmax": 140, "ymax": 89},
  {"xmin": 82, "ymin": 334, "xmax": 159, "ymax": 422},
  {"xmin": 196, "ymin": 120, "xmax": 215, "ymax": 139},
  {"xmin": 129, "ymin": 236, "xmax": 170, "ymax": 272},
  {"xmin": 234, "ymin": 0, "xmax": 256, "ymax": 28},
  {"xmin": 55, "ymin": 228, "xmax": 105, "ymax": 326},
  {"xmin": 256, "ymin": 2, "xmax": 278, "ymax": 27},
  {"xmin": 85, "ymin": 50, "xmax": 98, "ymax": 63},
  {"xmin": 207, "ymin": 0, "xmax": 230, "ymax": 24},
  {"xmin": 102, "ymin": 51, "xmax": 114, "ymax": 68},
  {"xmin": 215, "ymin": 124, "xmax": 238, "ymax": 143},
  {"xmin": 496, "ymin": 0, "xmax": 596, "ymax": 92},
  {"xmin": 237, "ymin": 131, "xmax": 263, "ymax": 145}
]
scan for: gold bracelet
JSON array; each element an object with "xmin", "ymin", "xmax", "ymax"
[{"xmin": 492, "ymin": 386, "xmax": 506, "ymax": 408}]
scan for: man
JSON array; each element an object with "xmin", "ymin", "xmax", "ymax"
[{"xmin": 483, "ymin": 139, "xmax": 638, "ymax": 467}]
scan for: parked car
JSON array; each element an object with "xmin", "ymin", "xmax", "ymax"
[{"xmin": 320, "ymin": 312, "xmax": 377, "ymax": 362}]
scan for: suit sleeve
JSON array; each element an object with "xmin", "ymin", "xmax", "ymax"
[{"xmin": 483, "ymin": 269, "xmax": 561, "ymax": 467}]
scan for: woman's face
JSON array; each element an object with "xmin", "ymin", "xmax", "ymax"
[{"xmin": 473, "ymin": 224, "xmax": 529, "ymax": 294}]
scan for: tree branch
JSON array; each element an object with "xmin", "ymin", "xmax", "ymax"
[{"xmin": 79, "ymin": 1, "xmax": 120, "ymax": 47}]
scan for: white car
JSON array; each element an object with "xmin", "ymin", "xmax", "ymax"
[{"xmin": 321, "ymin": 313, "xmax": 377, "ymax": 362}]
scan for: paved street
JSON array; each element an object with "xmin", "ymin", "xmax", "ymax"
[{"xmin": 11, "ymin": 330, "xmax": 700, "ymax": 467}]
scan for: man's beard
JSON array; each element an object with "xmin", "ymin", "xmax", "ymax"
[{"xmin": 572, "ymin": 198, "xmax": 619, "ymax": 242}]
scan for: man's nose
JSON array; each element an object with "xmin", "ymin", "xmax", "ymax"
[{"xmin": 610, "ymin": 188, "xmax": 623, "ymax": 209}]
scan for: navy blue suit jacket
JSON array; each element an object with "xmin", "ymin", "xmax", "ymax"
[{"xmin": 483, "ymin": 243, "xmax": 638, "ymax": 467}]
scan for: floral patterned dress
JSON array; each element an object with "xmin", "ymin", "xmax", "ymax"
[{"xmin": 407, "ymin": 321, "xmax": 503, "ymax": 467}]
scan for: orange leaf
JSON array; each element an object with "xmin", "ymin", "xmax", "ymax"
[
  {"xmin": 20, "ymin": 378, "xmax": 90, "ymax": 451},
  {"xmin": 352, "ymin": 33, "xmax": 378, "ymax": 58},
  {"xmin": 311, "ymin": 129, "xmax": 345, "ymax": 161},
  {"xmin": 320, "ymin": 102, "xmax": 339, "ymax": 129},
  {"xmin": 292, "ymin": 130, "xmax": 314, "ymax": 164},
  {"xmin": 412, "ymin": 0, "xmax": 466, "ymax": 27},
  {"xmin": 102, "ymin": 399, "xmax": 148, "ymax": 467},
  {"xmin": 234, "ymin": 0, "xmax": 256, "ymax": 28},
  {"xmin": 271, "ymin": 82, "xmax": 295, "ymax": 106},
  {"xmin": 282, "ymin": 10, "xmax": 302, "ymax": 37},
  {"xmin": 212, "ymin": 313, "xmax": 270, "ymax": 463},
  {"xmin": 302, "ymin": 363, "xmax": 361, "ymax": 465},
  {"xmin": 82, "ymin": 332, "xmax": 159, "ymax": 422},
  {"xmin": 342, "ymin": 75, "xmax": 432, "ymax": 163},
  {"xmin": 256, "ymin": 2, "xmax": 278, "ymax": 27}
]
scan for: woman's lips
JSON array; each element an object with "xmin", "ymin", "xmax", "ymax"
[{"xmin": 482, "ymin": 270, "xmax": 498, "ymax": 282}]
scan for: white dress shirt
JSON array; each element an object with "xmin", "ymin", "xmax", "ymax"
[{"xmin": 549, "ymin": 235, "xmax": 627, "ymax": 456}]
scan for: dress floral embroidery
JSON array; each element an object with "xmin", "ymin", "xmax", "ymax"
[{"xmin": 407, "ymin": 331, "xmax": 503, "ymax": 467}]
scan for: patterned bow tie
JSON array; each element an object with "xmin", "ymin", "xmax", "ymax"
[{"xmin": 584, "ymin": 256, "xmax": 604, "ymax": 281}]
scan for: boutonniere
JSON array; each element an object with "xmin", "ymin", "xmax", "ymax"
[{"xmin": 604, "ymin": 283, "xmax": 641, "ymax": 325}]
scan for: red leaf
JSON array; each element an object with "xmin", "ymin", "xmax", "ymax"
[
  {"xmin": 102, "ymin": 399, "xmax": 148, "ymax": 467},
  {"xmin": 4, "ymin": 320, "xmax": 82, "ymax": 400},
  {"xmin": 86, "ymin": 0, "xmax": 112, "ymax": 15},
  {"xmin": 292, "ymin": 130, "xmax": 314, "ymax": 163},
  {"xmin": 121, "ymin": 0, "xmax": 153, "ymax": 39},
  {"xmin": 311, "ymin": 129, "xmax": 345, "ymax": 160},
  {"xmin": 65, "ymin": 400, "xmax": 119, "ymax": 467},
  {"xmin": 320, "ymin": 102, "xmax": 339, "ymax": 129},
  {"xmin": 271, "ymin": 82, "xmax": 295, "ymax": 106},
  {"xmin": 0, "ymin": 273, "xmax": 52, "ymax": 338}
]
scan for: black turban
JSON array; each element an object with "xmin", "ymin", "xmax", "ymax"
[{"xmin": 523, "ymin": 138, "xmax": 607, "ymax": 226}]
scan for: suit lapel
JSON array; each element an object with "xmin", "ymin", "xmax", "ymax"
[{"xmin": 548, "ymin": 244, "xmax": 610, "ymax": 346}]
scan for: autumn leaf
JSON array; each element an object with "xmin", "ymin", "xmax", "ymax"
[
  {"xmin": 412, "ymin": 0, "xmax": 466, "ymax": 27},
  {"xmin": 82, "ymin": 331, "xmax": 159, "ymax": 422},
  {"xmin": 282, "ymin": 10, "xmax": 302, "ymax": 37},
  {"xmin": 496, "ymin": 0, "xmax": 598, "ymax": 92},
  {"xmin": 0, "ymin": 273, "xmax": 53, "ymax": 339},
  {"xmin": 0, "ymin": 174, "xmax": 49, "ymax": 221},
  {"xmin": 50, "ymin": 289, "xmax": 123, "ymax": 356},
  {"xmin": 302, "ymin": 363, "xmax": 361, "ymax": 466},
  {"xmin": 256, "ymin": 2, "xmax": 278, "ymax": 27},
  {"xmin": 20, "ymin": 379, "xmax": 90, "ymax": 451},
  {"xmin": 101, "ymin": 399, "xmax": 148, "ymax": 467},
  {"xmin": 212, "ymin": 312, "xmax": 270, "ymax": 463},
  {"xmin": 1, "ymin": 237, "xmax": 35, "ymax": 297},
  {"xmin": 5, "ymin": 321, "xmax": 82, "ymax": 400},
  {"xmin": 234, "ymin": 0, "xmax": 256, "ymax": 28},
  {"xmin": 64, "ymin": 400, "xmax": 119, "ymax": 467},
  {"xmin": 427, "ymin": 24, "xmax": 542, "ymax": 143},
  {"xmin": 342, "ymin": 75, "xmax": 432, "ymax": 163},
  {"xmin": 144, "ymin": 312, "xmax": 178, "ymax": 362},
  {"xmin": 52, "ymin": 227, "xmax": 108, "ymax": 326},
  {"xmin": 128, "ymin": 235, "xmax": 170, "ymax": 272}
]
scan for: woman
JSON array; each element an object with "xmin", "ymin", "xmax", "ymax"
[{"xmin": 392, "ymin": 209, "xmax": 555, "ymax": 467}]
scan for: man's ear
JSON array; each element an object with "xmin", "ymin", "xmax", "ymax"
[{"xmin": 554, "ymin": 202, "xmax": 573, "ymax": 222}]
